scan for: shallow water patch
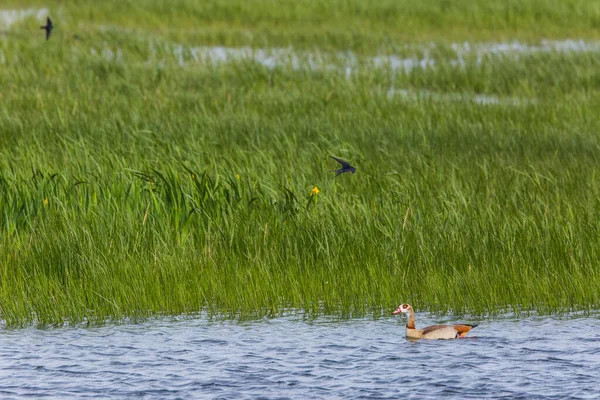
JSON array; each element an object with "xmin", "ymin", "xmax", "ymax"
[
  {"xmin": 0, "ymin": 8, "xmax": 48, "ymax": 30},
  {"xmin": 387, "ymin": 88, "xmax": 538, "ymax": 107},
  {"xmin": 154, "ymin": 40, "xmax": 600, "ymax": 73}
]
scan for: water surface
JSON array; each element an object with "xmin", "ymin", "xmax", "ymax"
[{"xmin": 1, "ymin": 314, "xmax": 599, "ymax": 399}]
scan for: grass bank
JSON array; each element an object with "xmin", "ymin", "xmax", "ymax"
[{"xmin": 1, "ymin": 1, "xmax": 600, "ymax": 326}]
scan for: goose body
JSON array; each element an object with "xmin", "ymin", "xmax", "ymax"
[{"xmin": 393, "ymin": 304, "xmax": 477, "ymax": 340}]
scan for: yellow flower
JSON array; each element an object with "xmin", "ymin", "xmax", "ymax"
[
  {"xmin": 235, "ymin": 173, "xmax": 240, "ymax": 180},
  {"xmin": 44, "ymin": 197, "xmax": 49, "ymax": 206},
  {"xmin": 310, "ymin": 186, "xmax": 320, "ymax": 196}
]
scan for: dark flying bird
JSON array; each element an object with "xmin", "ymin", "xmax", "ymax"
[
  {"xmin": 330, "ymin": 156, "xmax": 356, "ymax": 177},
  {"xmin": 40, "ymin": 17, "xmax": 53, "ymax": 40}
]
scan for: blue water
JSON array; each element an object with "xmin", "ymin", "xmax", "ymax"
[{"xmin": 1, "ymin": 315, "xmax": 599, "ymax": 399}]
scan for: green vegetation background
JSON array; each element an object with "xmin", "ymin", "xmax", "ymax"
[{"xmin": 1, "ymin": 0, "xmax": 600, "ymax": 326}]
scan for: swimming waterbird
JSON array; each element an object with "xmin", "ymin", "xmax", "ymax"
[
  {"xmin": 393, "ymin": 303, "xmax": 478, "ymax": 340},
  {"xmin": 41, "ymin": 17, "xmax": 53, "ymax": 40},
  {"xmin": 330, "ymin": 156, "xmax": 356, "ymax": 176}
]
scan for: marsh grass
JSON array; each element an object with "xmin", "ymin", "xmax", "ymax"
[
  {"xmin": 4, "ymin": 0, "xmax": 600, "ymax": 50},
  {"xmin": 1, "ymin": 1, "xmax": 600, "ymax": 326}
]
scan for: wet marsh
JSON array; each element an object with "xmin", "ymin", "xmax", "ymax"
[{"xmin": 1, "ymin": 1, "xmax": 600, "ymax": 327}]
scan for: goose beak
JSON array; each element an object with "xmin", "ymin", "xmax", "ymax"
[{"xmin": 392, "ymin": 307, "xmax": 402, "ymax": 315}]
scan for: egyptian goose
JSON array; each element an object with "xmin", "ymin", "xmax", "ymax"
[{"xmin": 393, "ymin": 303, "xmax": 478, "ymax": 340}]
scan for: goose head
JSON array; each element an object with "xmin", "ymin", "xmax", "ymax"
[{"xmin": 392, "ymin": 303, "xmax": 413, "ymax": 315}]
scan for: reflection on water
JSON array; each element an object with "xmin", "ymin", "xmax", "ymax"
[{"xmin": 1, "ymin": 314, "xmax": 599, "ymax": 399}]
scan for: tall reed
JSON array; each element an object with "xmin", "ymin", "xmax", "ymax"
[{"xmin": 1, "ymin": 1, "xmax": 600, "ymax": 326}]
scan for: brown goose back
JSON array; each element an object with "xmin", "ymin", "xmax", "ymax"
[{"xmin": 420, "ymin": 325, "xmax": 451, "ymax": 336}]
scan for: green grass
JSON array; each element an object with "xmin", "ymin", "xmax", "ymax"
[
  {"xmin": 1, "ymin": 1, "xmax": 600, "ymax": 327},
  {"xmin": 4, "ymin": 0, "xmax": 600, "ymax": 51}
]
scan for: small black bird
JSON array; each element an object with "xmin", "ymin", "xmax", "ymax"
[
  {"xmin": 330, "ymin": 156, "xmax": 356, "ymax": 177},
  {"xmin": 40, "ymin": 17, "xmax": 53, "ymax": 40}
]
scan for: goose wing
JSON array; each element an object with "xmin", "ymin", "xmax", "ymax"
[{"xmin": 420, "ymin": 325, "xmax": 450, "ymax": 335}]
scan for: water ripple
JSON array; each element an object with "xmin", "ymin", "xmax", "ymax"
[{"xmin": 1, "ymin": 316, "xmax": 599, "ymax": 399}]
